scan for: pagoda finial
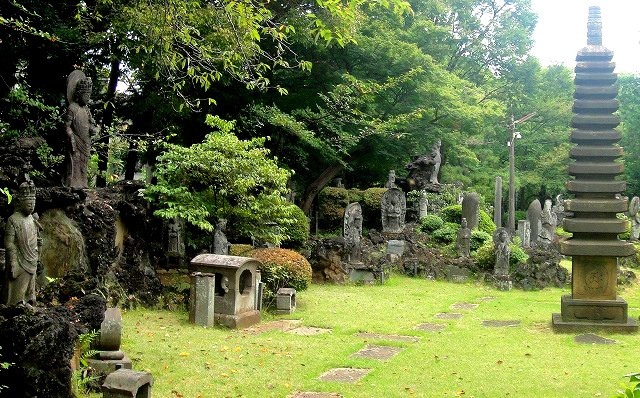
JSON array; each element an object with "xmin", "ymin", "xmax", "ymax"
[{"xmin": 587, "ymin": 6, "xmax": 602, "ymax": 45}]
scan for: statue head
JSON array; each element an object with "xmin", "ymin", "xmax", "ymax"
[
  {"xmin": 75, "ymin": 77, "xmax": 93, "ymax": 106},
  {"xmin": 216, "ymin": 218, "xmax": 227, "ymax": 230},
  {"xmin": 16, "ymin": 179, "xmax": 36, "ymax": 215},
  {"xmin": 461, "ymin": 217, "xmax": 468, "ymax": 229},
  {"xmin": 388, "ymin": 170, "xmax": 396, "ymax": 182}
]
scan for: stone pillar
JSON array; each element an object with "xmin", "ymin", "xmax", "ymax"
[
  {"xmin": 553, "ymin": 6, "xmax": 637, "ymax": 332},
  {"xmin": 517, "ymin": 220, "xmax": 530, "ymax": 248},
  {"xmin": 189, "ymin": 272, "xmax": 216, "ymax": 327},
  {"xmin": 527, "ymin": 199, "xmax": 542, "ymax": 246},
  {"xmin": 494, "ymin": 176, "xmax": 502, "ymax": 227},
  {"xmin": 461, "ymin": 192, "xmax": 480, "ymax": 230}
]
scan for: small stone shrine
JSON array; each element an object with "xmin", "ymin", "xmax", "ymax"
[
  {"xmin": 190, "ymin": 254, "xmax": 261, "ymax": 329},
  {"xmin": 276, "ymin": 287, "xmax": 296, "ymax": 315},
  {"xmin": 102, "ymin": 368, "xmax": 153, "ymax": 398},
  {"xmin": 493, "ymin": 227, "xmax": 512, "ymax": 291},
  {"xmin": 553, "ymin": 6, "xmax": 637, "ymax": 332},
  {"xmin": 461, "ymin": 192, "xmax": 480, "ymax": 230},
  {"xmin": 344, "ymin": 202, "xmax": 363, "ymax": 265},
  {"xmin": 381, "ymin": 188, "xmax": 406, "ymax": 233},
  {"xmin": 527, "ymin": 199, "xmax": 542, "ymax": 246}
]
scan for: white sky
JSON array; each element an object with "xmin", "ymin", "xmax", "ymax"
[{"xmin": 530, "ymin": 0, "xmax": 640, "ymax": 73}]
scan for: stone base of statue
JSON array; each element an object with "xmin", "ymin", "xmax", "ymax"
[
  {"xmin": 215, "ymin": 310, "xmax": 261, "ymax": 329},
  {"xmin": 552, "ymin": 295, "xmax": 638, "ymax": 333},
  {"xmin": 86, "ymin": 354, "xmax": 133, "ymax": 376},
  {"xmin": 494, "ymin": 275, "xmax": 512, "ymax": 291},
  {"xmin": 346, "ymin": 262, "xmax": 376, "ymax": 284}
]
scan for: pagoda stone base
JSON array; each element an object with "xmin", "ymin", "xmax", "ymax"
[
  {"xmin": 552, "ymin": 295, "xmax": 638, "ymax": 333},
  {"xmin": 215, "ymin": 310, "xmax": 261, "ymax": 329}
]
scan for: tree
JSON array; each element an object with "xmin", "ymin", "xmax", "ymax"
[
  {"xmin": 619, "ymin": 74, "xmax": 640, "ymax": 196},
  {"xmin": 144, "ymin": 115, "xmax": 299, "ymax": 245}
]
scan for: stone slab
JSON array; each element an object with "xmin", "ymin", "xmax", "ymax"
[
  {"xmin": 286, "ymin": 326, "xmax": 332, "ymax": 336},
  {"xmin": 434, "ymin": 312, "xmax": 463, "ymax": 320},
  {"xmin": 482, "ymin": 320, "xmax": 521, "ymax": 327},
  {"xmin": 215, "ymin": 310, "xmax": 261, "ymax": 329},
  {"xmin": 574, "ymin": 333, "xmax": 616, "ymax": 345},
  {"xmin": 243, "ymin": 319, "xmax": 302, "ymax": 335},
  {"xmin": 288, "ymin": 393, "xmax": 343, "ymax": 398},
  {"xmin": 86, "ymin": 355, "xmax": 132, "ymax": 377},
  {"xmin": 350, "ymin": 345, "xmax": 402, "ymax": 361},
  {"xmin": 477, "ymin": 296, "xmax": 496, "ymax": 302},
  {"xmin": 451, "ymin": 303, "xmax": 479, "ymax": 310},
  {"xmin": 354, "ymin": 332, "xmax": 419, "ymax": 343},
  {"xmin": 318, "ymin": 368, "xmax": 371, "ymax": 383},
  {"xmin": 414, "ymin": 323, "xmax": 446, "ymax": 332},
  {"xmin": 551, "ymin": 313, "xmax": 638, "ymax": 333}
]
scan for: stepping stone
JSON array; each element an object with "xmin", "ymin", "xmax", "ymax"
[
  {"xmin": 319, "ymin": 368, "xmax": 371, "ymax": 383},
  {"xmin": 451, "ymin": 302, "xmax": 479, "ymax": 310},
  {"xmin": 574, "ymin": 333, "xmax": 616, "ymax": 345},
  {"xmin": 243, "ymin": 320, "xmax": 302, "ymax": 334},
  {"xmin": 482, "ymin": 320, "xmax": 521, "ymax": 327},
  {"xmin": 287, "ymin": 326, "xmax": 332, "ymax": 336},
  {"xmin": 477, "ymin": 296, "xmax": 496, "ymax": 302},
  {"xmin": 288, "ymin": 393, "xmax": 343, "ymax": 398},
  {"xmin": 415, "ymin": 323, "xmax": 446, "ymax": 332},
  {"xmin": 350, "ymin": 345, "xmax": 403, "ymax": 361},
  {"xmin": 434, "ymin": 312, "xmax": 463, "ymax": 320},
  {"xmin": 354, "ymin": 332, "xmax": 419, "ymax": 343}
]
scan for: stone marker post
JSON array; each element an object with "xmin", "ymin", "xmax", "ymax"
[{"xmin": 553, "ymin": 6, "xmax": 637, "ymax": 332}]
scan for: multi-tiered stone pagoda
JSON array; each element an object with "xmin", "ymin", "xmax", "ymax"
[{"xmin": 553, "ymin": 6, "xmax": 638, "ymax": 332}]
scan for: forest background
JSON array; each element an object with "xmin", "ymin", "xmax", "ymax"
[{"xmin": 2, "ymin": 0, "xmax": 640, "ymax": 242}]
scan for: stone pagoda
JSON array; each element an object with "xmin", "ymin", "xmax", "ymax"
[{"xmin": 553, "ymin": 6, "xmax": 637, "ymax": 332}]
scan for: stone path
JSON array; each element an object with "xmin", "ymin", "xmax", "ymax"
[
  {"xmin": 288, "ymin": 392, "xmax": 343, "ymax": 398},
  {"xmin": 482, "ymin": 320, "xmax": 521, "ymax": 327},
  {"xmin": 243, "ymin": 319, "xmax": 302, "ymax": 334},
  {"xmin": 434, "ymin": 312, "xmax": 464, "ymax": 320},
  {"xmin": 354, "ymin": 332, "xmax": 419, "ymax": 343},
  {"xmin": 414, "ymin": 323, "xmax": 446, "ymax": 332},
  {"xmin": 451, "ymin": 302, "xmax": 479, "ymax": 310},
  {"xmin": 286, "ymin": 326, "xmax": 332, "ymax": 336},
  {"xmin": 574, "ymin": 333, "xmax": 616, "ymax": 345},
  {"xmin": 318, "ymin": 368, "xmax": 371, "ymax": 383},
  {"xmin": 350, "ymin": 345, "xmax": 403, "ymax": 361}
]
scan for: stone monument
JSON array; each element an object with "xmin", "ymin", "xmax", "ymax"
[
  {"xmin": 64, "ymin": 70, "xmax": 99, "ymax": 189},
  {"xmin": 4, "ymin": 178, "xmax": 41, "ymax": 306},
  {"xmin": 166, "ymin": 217, "xmax": 185, "ymax": 266},
  {"xmin": 517, "ymin": 219, "xmax": 531, "ymax": 248},
  {"xmin": 540, "ymin": 199, "xmax": 557, "ymax": 245},
  {"xmin": 456, "ymin": 218, "xmax": 471, "ymax": 258},
  {"xmin": 626, "ymin": 196, "xmax": 640, "ymax": 241},
  {"xmin": 461, "ymin": 192, "xmax": 480, "ymax": 230},
  {"xmin": 526, "ymin": 199, "xmax": 542, "ymax": 246},
  {"xmin": 213, "ymin": 218, "xmax": 230, "ymax": 255},
  {"xmin": 381, "ymin": 188, "xmax": 406, "ymax": 233},
  {"xmin": 553, "ymin": 6, "xmax": 637, "ymax": 332},
  {"xmin": 344, "ymin": 202, "xmax": 363, "ymax": 264},
  {"xmin": 405, "ymin": 139, "xmax": 442, "ymax": 190},
  {"xmin": 418, "ymin": 197, "xmax": 428, "ymax": 219}
]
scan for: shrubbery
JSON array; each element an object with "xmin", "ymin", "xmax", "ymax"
[
  {"xmin": 473, "ymin": 240, "xmax": 529, "ymax": 272},
  {"xmin": 281, "ymin": 205, "xmax": 310, "ymax": 249},
  {"xmin": 470, "ymin": 230, "xmax": 492, "ymax": 252},
  {"xmin": 249, "ymin": 248, "xmax": 312, "ymax": 307},
  {"xmin": 439, "ymin": 204, "xmax": 496, "ymax": 234},
  {"xmin": 420, "ymin": 214, "xmax": 444, "ymax": 233},
  {"xmin": 431, "ymin": 222, "xmax": 459, "ymax": 243}
]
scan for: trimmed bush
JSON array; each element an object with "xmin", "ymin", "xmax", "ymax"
[
  {"xmin": 478, "ymin": 210, "xmax": 497, "ymax": 234},
  {"xmin": 229, "ymin": 244, "xmax": 253, "ymax": 256},
  {"xmin": 281, "ymin": 205, "xmax": 310, "ymax": 248},
  {"xmin": 473, "ymin": 240, "xmax": 529, "ymax": 272},
  {"xmin": 470, "ymin": 230, "xmax": 492, "ymax": 252},
  {"xmin": 440, "ymin": 204, "xmax": 462, "ymax": 223},
  {"xmin": 420, "ymin": 214, "xmax": 444, "ymax": 233},
  {"xmin": 249, "ymin": 248, "xmax": 312, "ymax": 307},
  {"xmin": 431, "ymin": 222, "xmax": 459, "ymax": 243}
]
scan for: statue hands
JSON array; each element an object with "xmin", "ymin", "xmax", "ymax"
[
  {"xmin": 69, "ymin": 133, "xmax": 77, "ymax": 153},
  {"xmin": 9, "ymin": 259, "xmax": 19, "ymax": 280}
]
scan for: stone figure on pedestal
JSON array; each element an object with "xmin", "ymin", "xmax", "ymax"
[
  {"xmin": 540, "ymin": 199, "xmax": 557, "ymax": 245},
  {"xmin": 64, "ymin": 70, "xmax": 100, "ymax": 189},
  {"xmin": 627, "ymin": 196, "xmax": 640, "ymax": 241},
  {"xmin": 381, "ymin": 188, "xmax": 406, "ymax": 233},
  {"xmin": 405, "ymin": 139, "xmax": 442, "ymax": 190},
  {"xmin": 456, "ymin": 218, "xmax": 471, "ymax": 258},
  {"xmin": 344, "ymin": 203, "xmax": 363, "ymax": 264},
  {"xmin": 213, "ymin": 218, "xmax": 230, "ymax": 255},
  {"xmin": 493, "ymin": 228, "xmax": 510, "ymax": 278},
  {"xmin": 4, "ymin": 179, "xmax": 42, "ymax": 306}
]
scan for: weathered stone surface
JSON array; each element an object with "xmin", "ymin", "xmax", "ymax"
[
  {"xmin": 318, "ymin": 368, "xmax": 371, "ymax": 383},
  {"xmin": 527, "ymin": 199, "xmax": 542, "ymax": 246},
  {"xmin": 287, "ymin": 326, "xmax": 332, "ymax": 336},
  {"xmin": 461, "ymin": 193, "xmax": 480, "ymax": 230},
  {"xmin": 415, "ymin": 323, "xmax": 446, "ymax": 332},
  {"xmin": 381, "ymin": 188, "xmax": 406, "ymax": 233},
  {"xmin": 243, "ymin": 319, "xmax": 302, "ymax": 335},
  {"xmin": 434, "ymin": 312, "xmax": 463, "ymax": 320},
  {"xmin": 574, "ymin": 333, "xmax": 616, "ymax": 345},
  {"xmin": 451, "ymin": 303, "xmax": 479, "ymax": 310},
  {"xmin": 354, "ymin": 332, "xmax": 419, "ymax": 343},
  {"xmin": 350, "ymin": 345, "xmax": 402, "ymax": 361}
]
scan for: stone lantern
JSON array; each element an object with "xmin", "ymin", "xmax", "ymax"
[{"xmin": 553, "ymin": 6, "xmax": 637, "ymax": 332}]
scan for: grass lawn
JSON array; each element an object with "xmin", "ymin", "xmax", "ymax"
[{"xmin": 117, "ymin": 275, "xmax": 640, "ymax": 397}]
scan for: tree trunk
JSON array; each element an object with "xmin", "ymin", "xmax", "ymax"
[
  {"xmin": 301, "ymin": 163, "xmax": 345, "ymax": 215},
  {"xmin": 96, "ymin": 56, "xmax": 121, "ymax": 187}
]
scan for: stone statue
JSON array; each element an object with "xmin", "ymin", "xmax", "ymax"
[
  {"xmin": 381, "ymin": 188, "xmax": 406, "ymax": 233},
  {"xmin": 213, "ymin": 218, "xmax": 230, "ymax": 255},
  {"xmin": 627, "ymin": 196, "xmax": 640, "ymax": 241},
  {"xmin": 405, "ymin": 139, "xmax": 442, "ymax": 189},
  {"xmin": 493, "ymin": 227, "xmax": 510, "ymax": 278},
  {"xmin": 461, "ymin": 192, "xmax": 480, "ymax": 230},
  {"xmin": 167, "ymin": 217, "xmax": 185, "ymax": 257},
  {"xmin": 540, "ymin": 199, "xmax": 557, "ymax": 245},
  {"xmin": 517, "ymin": 219, "xmax": 531, "ymax": 248},
  {"xmin": 551, "ymin": 194, "xmax": 566, "ymax": 225},
  {"xmin": 418, "ymin": 197, "xmax": 428, "ymax": 219},
  {"xmin": 384, "ymin": 170, "xmax": 397, "ymax": 189},
  {"xmin": 344, "ymin": 202, "xmax": 363, "ymax": 264},
  {"xmin": 4, "ymin": 179, "xmax": 42, "ymax": 306},
  {"xmin": 64, "ymin": 70, "xmax": 100, "ymax": 189},
  {"xmin": 456, "ymin": 218, "xmax": 471, "ymax": 258},
  {"xmin": 527, "ymin": 199, "xmax": 542, "ymax": 246}
]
